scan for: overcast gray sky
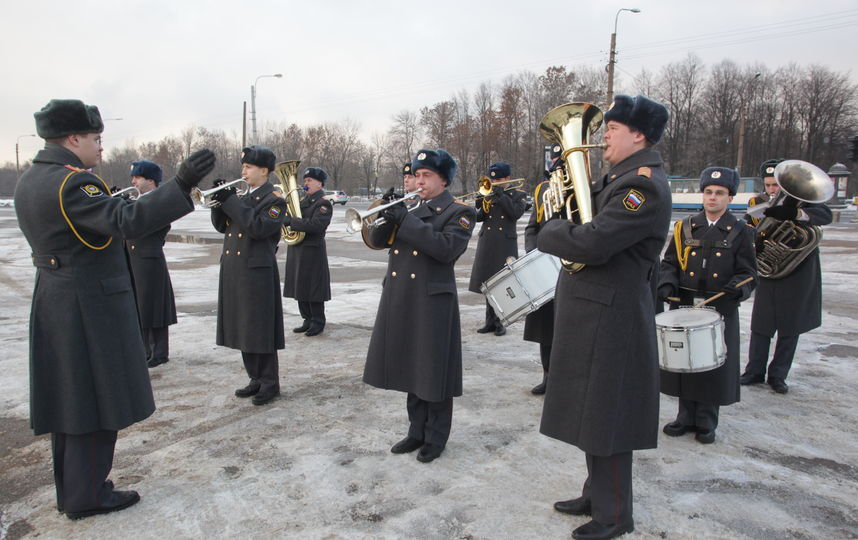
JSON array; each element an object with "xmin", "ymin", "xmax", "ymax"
[{"xmin": 2, "ymin": 0, "xmax": 856, "ymax": 165}]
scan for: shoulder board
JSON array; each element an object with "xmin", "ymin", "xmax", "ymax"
[
  {"xmin": 63, "ymin": 164, "xmax": 86, "ymax": 173},
  {"xmin": 637, "ymin": 167, "xmax": 652, "ymax": 179}
]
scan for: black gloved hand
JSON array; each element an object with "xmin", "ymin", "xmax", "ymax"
[
  {"xmin": 381, "ymin": 186, "xmax": 396, "ymax": 202},
  {"xmin": 381, "ymin": 203, "xmax": 408, "ymax": 225},
  {"xmin": 212, "ymin": 178, "xmax": 227, "ymax": 187},
  {"xmin": 210, "ymin": 186, "xmax": 235, "ymax": 204},
  {"xmin": 763, "ymin": 205, "xmax": 799, "ymax": 220},
  {"xmin": 282, "ymin": 215, "xmax": 292, "ymax": 226},
  {"xmin": 176, "ymin": 149, "xmax": 216, "ymax": 191},
  {"xmin": 657, "ymin": 284, "xmax": 676, "ymax": 302},
  {"xmin": 110, "ymin": 186, "xmax": 120, "ymax": 194},
  {"xmin": 721, "ymin": 282, "xmax": 743, "ymax": 300},
  {"xmin": 492, "ymin": 185, "xmax": 505, "ymax": 197}
]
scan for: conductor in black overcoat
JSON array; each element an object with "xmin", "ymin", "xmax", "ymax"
[
  {"xmin": 211, "ymin": 146, "xmax": 288, "ymax": 406},
  {"xmin": 537, "ymin": 95, "xmax": 671, "ymax": 540},
  {"xmin": 14, "ymin": 99, "xmax": 214, "ymax": 519},
  {"xmin": 363, "ymin": 149, "xmax": 476, "ymax": 463},
  {"xmin": 658, "ymin": 167, "xmax": 757, "ymax": 444},
  {"xmin": 283, "ymin": 167, "xmax": 333, "ymax": 336},
  {"xmin": 126, "ymin": 160, "xmax": 177, "ymax": 368}
]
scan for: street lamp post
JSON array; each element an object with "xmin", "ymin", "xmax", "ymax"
[
  {"xmin": 735, "ymin": 72, "xmax": 761, "ymax": 176},
  {"xmin": 251, "ymin": 73, "xmax": 283, "ymax": 144},
  {"xmin": 606, "ymin": 8, "xmax": 641, "ymax": 107},
  {"xmin": 16, "ymin": 134, "xmax": 37, "ymax": 183}
]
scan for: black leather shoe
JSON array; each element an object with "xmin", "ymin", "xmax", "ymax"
[
  {"xmin": 695, "ymin": 430, "xmax": 716, "ymax": 444},
  {"xmin": 66, "ymin": 489, "xmax": 140, "ymax": 520},
  {"xmin": 147, "ymin": 357, "xmax": 169, "ymax": 368},
  {"xmin": 390, "ymin": 436, "xmax": 423, "ymax": 454},
  {"xmin": 740, "ymin": 372, "xmax": 765, "ymax": 385},
  {"xmin": 493, "ymin": 325, "xmax": 506, "ymax": 336},
  {"xmin": 476, "ymin": 324, "xmax": 494, "ymax": 334},
  {"xmin": 572, "ymin": 519, "xmax": 634, "ymax": 540},
  {"xmin": 768, "ymin": 377, "xmax": 789, "ymax": 394},
  {"xmin": 416, "ymin": 443, "xmax": 445, "ymax": 463},
  {"xmin": 252, "ymin": 389, "xmax": 280, "ymax": 405},
  {"xmin": 553, "ymin": 496, "xmax": 591, "ymax": 516},
  {"xmin": 662, "ymin": 421, "xmax": 696, "ymax": 437},
  {"xmin": 305, "ymin": 324, "xmax": 325, "ymax": 337},
  {"xmin": 234, "ymin": 383, "xmax": 261, "ymax": 398},
  {"xmin": 531, "ymin": 376, "xmax": 547, "ymax": 395},
  {"xmin": 292, "ymin": 321, "xmax": 311, "ymax": 333}
]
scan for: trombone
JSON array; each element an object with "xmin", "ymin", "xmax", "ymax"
[
  {"xmin": 457, "ymin": 176, "xmax": 525, "ymax": 202},
  {"xmin": 345, "ymin": 189, "xmax": 422, "ymax": 234},
  {"xmin": 191, "ymin": 178, "xmax": 249, "ymax": 208}
]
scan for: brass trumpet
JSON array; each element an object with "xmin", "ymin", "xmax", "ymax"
[
  {"xmin": 457, "ymin": 176, "xmax": 525, "ymax": 202},
  {"xmin": 191, "ymin": 178, "xmax": 249, "ymax": 208},
  {"xmin": 111, "ymin": 186, "xmax": 141, "ymax": 200}
]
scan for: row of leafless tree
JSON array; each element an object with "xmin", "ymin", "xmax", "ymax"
[{"xmin": 4, "ymin": 56, "xmax": 856, "ymax": 197}]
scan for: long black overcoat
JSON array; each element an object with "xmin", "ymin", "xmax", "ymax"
[
  {"xmin": 212, "ymin": 182, "xmax": 286, "ymax": 353},
  {"xmin": 537, "ymin": 148, "xmax": 672, "ymax": 456},
  {"xmin": 14, "ymin": 144, "xmax": 193, "ymax": 435},
  {"xmin": 127, "ymin": 224, "xmax": 177, "ymax": 329},
  {"xmin": 283, "ymin": 190, "xmax": 332, "ymax": 302},
  {"xmin": 658, "ymin": 211, "xmax": 757, "ymax": 405},
  {"xmin": 363, "ymin": 190, "xmax": 476, "ymax": 402},
  {"xmin": 750, "ymin": 203, "xmax": 832, "ymax": 337},
  {"xmin": 522, "ymin": 181, "xmax": 555, "ymax": 345},
  {"xmin": 468, "ymin": 188, "xmax": 527, "ymax": 293}
]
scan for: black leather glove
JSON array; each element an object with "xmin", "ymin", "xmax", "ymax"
[
  {"xmin": 176, "ymin": 149, "xmax": 216, "ymax": 191},
  {"xmin": 282, "ymin": 215, "xmax": 292, "ymax": 226},
  {"xmin": 381, "ymin": 186, "xmax": 396, "ymax": 202},
  {"xmin": 657, "ymin": 284, "xmax": 676, "ymax": 302},
  {"xmin": 493, "ymin": 185, "xmax": 505, "ymax": 197},
  {"xmin": 210, "ymin": 186, "xmax": 235, "ymax": 204},
  {"xmin": 381, "ymin": 203, "xmax": 408, "ymax": 225},
  {"xmin": 722, "ymin": 282, "xmax": 743, "ymax": 300},
  {"xmin": 110, "ymin": 186, "xmax": 120, "ymax": 194},
  {"xmin": 763, "ymin": 205, "xmax": 799, "ymax": 220},
  {"xmin": 212, "ymin": 178, "xmax": 227, "ymax": 187}
]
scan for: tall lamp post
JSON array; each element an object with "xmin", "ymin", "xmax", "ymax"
[
  {"xmin": 735, "ymin": 72, "xmax": 761, "ymax": 176},
  {"xmin": 16, "ymin": 134, "xmax": 37, "ymax": 183},
  {"xmin": 606, "ymin": 7, "xmax": 641, "ymax": 107},
  {"xmin": 251, "ymin": 73, "xmax": 283, "ymax": 144}
]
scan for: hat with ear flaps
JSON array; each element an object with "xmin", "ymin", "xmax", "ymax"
[
  {"xmin": 699, "ymin": 166, "xmax": 740, "ymax": 196},
  {"xmin": 34, "ymin": 99, "xmax": 104, "ymax": 139},
  {"xmin": 603, "ymin": 94, "xmax": 669, "ymax": 144},
  {"xmin": 411, "ymin": 148, "xmax": 457, "ymax": 186}
]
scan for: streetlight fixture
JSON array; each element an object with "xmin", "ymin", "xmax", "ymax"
[
  {"xmin": 251, "ymin": 73, "xmax": 283, "ymax": 144},
  {"xmin": 735, "ymin": 72, "xmax": 762, "ymax": 175},
  {"xmin": 606, "ymin": 7, "xmax": 641, "ymax": 107},
  {"xmin": 16, "ymin": 134, "xmax": 37, "ymax": 183}
]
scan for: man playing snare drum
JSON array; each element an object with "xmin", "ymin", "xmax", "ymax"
[{"xmin": 657, "ymin": 167, "xmax": 757, "ymax": 444}]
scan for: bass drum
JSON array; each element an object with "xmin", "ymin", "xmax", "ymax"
[
  {"xmin": 655, "ymin": 307, "xmax": 725, "ymax": 373},
  {"xmin": 481, "ymin": 249, "xmax": 562, "ymax": 327}
]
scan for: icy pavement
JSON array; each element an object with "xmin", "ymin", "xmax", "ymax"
[{"xmin": 0, "ymin": 205, "xmax": 856, "ymax": 539}]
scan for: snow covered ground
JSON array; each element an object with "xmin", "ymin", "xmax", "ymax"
[{"xmin": 0, "ymin": 205, "xmax": 856, "ymax": 540}]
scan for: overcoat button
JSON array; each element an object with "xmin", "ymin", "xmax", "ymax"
[
  {"xmin": 228, "ymin": 233, "xmax": 232, "ymax": 237},
  {"xmin": 691, "ymin": 251, "xmax": 696, "ymax": 256},
  {"xmin": 410, "ymin": 274, "xmax": 416, "ymax": 279},
  {"xmin": 238, "ymin": 233, "xmax": 243, "ymax": 238},
  {"xmin": 226, "ymin": 250, "xmax": 230, "ymax": 254},
  {"xmin": 394, "ymin": 249, "xmax": 399, "ymax": 255},
  {"xmin": 689, "ymin": 271, "xmax": 695, "ymax": 276},
  {"xmin": 237, "ymin": 251, "xmax": 241, "ymax": 256},
  {"xmin": 412, "ymin": 250, "xmax": 418, "ymax": 256},
  {"xmin": 392, "ymin": 271, "xmax": 397, "ymax": 277},
  {"xmin": 713, "ymin": 273, "xmax": 718, "ymax": 278},
  {"xmin": 716, "ymin": 252, "xmax": 721, "ymax": 257}
]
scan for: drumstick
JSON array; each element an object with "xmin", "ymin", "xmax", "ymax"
[
  {"xmin": 665, "ymin": 296, "xmax": 681, "ymax": 302},
  {"xmin": 693, "ymin": 277, "xmax": 755, "ymax": 308}
]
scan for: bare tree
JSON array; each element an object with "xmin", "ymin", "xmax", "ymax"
[{"xmin": 388, "ymin": 110, "xmax": 421, "ymax": 162}]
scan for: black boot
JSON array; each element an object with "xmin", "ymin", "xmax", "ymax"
[
  {"xmin": 293, "ymin": 320, "xmax": 311, "ymax": 333},
  {"xmin": 531, "ymin": 373, "xmax": 547, "ymax": 395}
]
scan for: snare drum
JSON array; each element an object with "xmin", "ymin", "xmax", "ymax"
[
  {"xmin": 655, "ymin": 307, "xmax": 726, "ymax": 373},
  {"xmin": 480, "ymin": 250, "xmax": 562, "ymax": 327}
]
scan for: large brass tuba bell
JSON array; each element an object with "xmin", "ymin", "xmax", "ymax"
[
  {"xmin": 273, "ymin": 160, "xmax": 305, "ymax": 245},
  {"xmin": 755, "ymin": 159, "xmax": 834, "ymax": 279},
  {"xmin": 538, "ymin": 102, "xmax": 605, "ymax": 273}
]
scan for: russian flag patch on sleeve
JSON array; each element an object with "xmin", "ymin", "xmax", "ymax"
[{"xmin": 622, "ymin": 189, "xmax": 645, "ymax": 211}]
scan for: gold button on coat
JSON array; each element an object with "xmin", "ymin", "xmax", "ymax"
[
  {"xmin": 226, "ymin": 250, "xmax": 230, "ymax": 254},
  {"xmin": 392, "ymin": 271, "xmax": 397, "ymax": 277},
  {"xmin": 394, "ymin": 249, "xmax": 399, "ymax": 255},
  {"xmin": 412, "ymin": 250, "xmax": 418, "ymax": 256},
  {"xmin": 691, "ymin": 251, "xmax": 696, "ymax": 256},
  {"xmin": 713, "ymin": 273, "xmax": 718, "ymax": 278},
  {"xmin": 410, "ymin": 273, "xmax": 416, "ymax": 279},
  {"xmin": 689, "ymin": 271, "xmax": 695, "ymax": 276},
  {"xmin": 237, "ymin": 251, "xmax": 241, "ymax": 256},
  {"xmin": 716, "ymin": 252, "xmax": 721, "ymax": 257}
]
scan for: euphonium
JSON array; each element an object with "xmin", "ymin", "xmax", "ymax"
[
  {"xmin": 538, "ymin": 102, "xmax": 605, "ymax": 273},
  {"xmin": 755, "ymin": 160, "xmax": 834, "ymax": 279},
  {"xmin": 273, "ymin": 160, "xmax": 305, "ymax": 245}
]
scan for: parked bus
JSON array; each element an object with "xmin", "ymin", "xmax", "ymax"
[{"xmin": 668, "ymin": 176, "xmax": 759, "ymax": 211}]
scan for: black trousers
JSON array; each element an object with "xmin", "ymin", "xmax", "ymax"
[
  {"xmin": 540, "ymin": 343, "xmax": 551, "ymax": 372},
  {"xmin": 241, "ymin": 352, "xmax": 280, "ymax": 393},
  {"xmin": 298, "ymin": 301, "xmax": 326, "ymax": 327},
  {"xmin": 580, "ymin": 452, "xmax": 633, "ymax": 525},
  {"xmin": 484, "ymin": 302, "xmax": 501, "ymax": 329},
  {"xmin": 51, "ymin": 430, "xmax": 117, "ymax": 513},
  {"xmin": 406, "ymin": 393, "xmax": 453, "ymax": 446},
  {"xmin": 746, "ymin": 332, "xmax": 800, "ymax": 380},
  {"xmin": 676, "ymin": 399, "xmax": 719, "ymax": 432},
  {"xmin": 142, "ymin": 326, "xmax": 169, "ymax": 360}
]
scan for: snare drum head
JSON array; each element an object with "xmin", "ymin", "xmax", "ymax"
[{"xmin": 655, "ymin": 307, "xmax": 721, "ymax": 328}]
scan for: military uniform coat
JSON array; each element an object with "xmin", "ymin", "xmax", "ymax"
[
  {"xmin": 126, "ymin": 224, "xmax": 177, "ymax": 329},
  {"xmin": 212, "ymin": 182, "xmax": 286, "ymax": 353},
  {"xmin": 283, "ymin": 190, "xmax": 332, "ymax": 302},
  {"xmin": 751, "ymin": 203, "xmax": 832, "ymax": 337},
  {"xmin": 363, "ymin": 190, "xmax": 476, "ymax": 402},
  {"xmin": 14, "ymin": 143, "xmax": 193, "ymax": 435},
  {"xmin": 523, "ymin": 181, "xmax": 555, "ymax": 346},
  {"xmin": 537, "ymin": 148, "xmax": 672, "ymax": 456},
  {"xmin": 468, "ymin": 188, "xmax": 527, "ymax": 293},
  {"xmin": 658, "ymin": 211, "xmax": 757, "ymax": 405}
]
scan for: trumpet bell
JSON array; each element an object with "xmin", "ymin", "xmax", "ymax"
[
  {"xmin": 345, "ymin": 207, "xmax": 364, "ymax": 234},
  {"xmin": 190, "ymin": 178, "xmax": 249, "ymax": 208}
]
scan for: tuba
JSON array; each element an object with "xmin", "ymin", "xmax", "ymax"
[
  {"xmin": 538, "ymin": 102, "xmax": 605, "ymax": 273},
  {"xmin": 273, "ymin": 160, "xmax": 305, "ymax": 245},
  {"xmin": 755, "ymin": 160, "xmax": 834, "ymax": 279}
]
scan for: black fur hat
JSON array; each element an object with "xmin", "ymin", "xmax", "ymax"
[
  {"xmin": 411, "ymin": 148, "xmax": 457, "ymax": 185},
  {"xmin": 402, "ymin": 162, "xmax": 413, "ymax": 176},
  {"xmin": 699, "ymin": 167, "xmax": 740, "ymax": 196},
  {"xmin": 604, "ymin": 94, "xmax": 669, "ymax": 144},
  {"xmin": 240, "ymin": 145, "xmax": 276, "ymax": 172},
  {"xmin": 488, "ymin": 162, "xmax": 511, "ymax": 179},
  {"xmin": 130, "ymin": 160, "xmax": 163, "ymax": 184},
  {"xmin": 34, "ymin": 99, "xmax": 104, "ymax": 139},
  {"xmin": 759, "ymin": 158, "xmax": 783, "ymax": 179},
  {"xmin": 303, "ymin": 167, "xmax": 328, "ymax": 184}
]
